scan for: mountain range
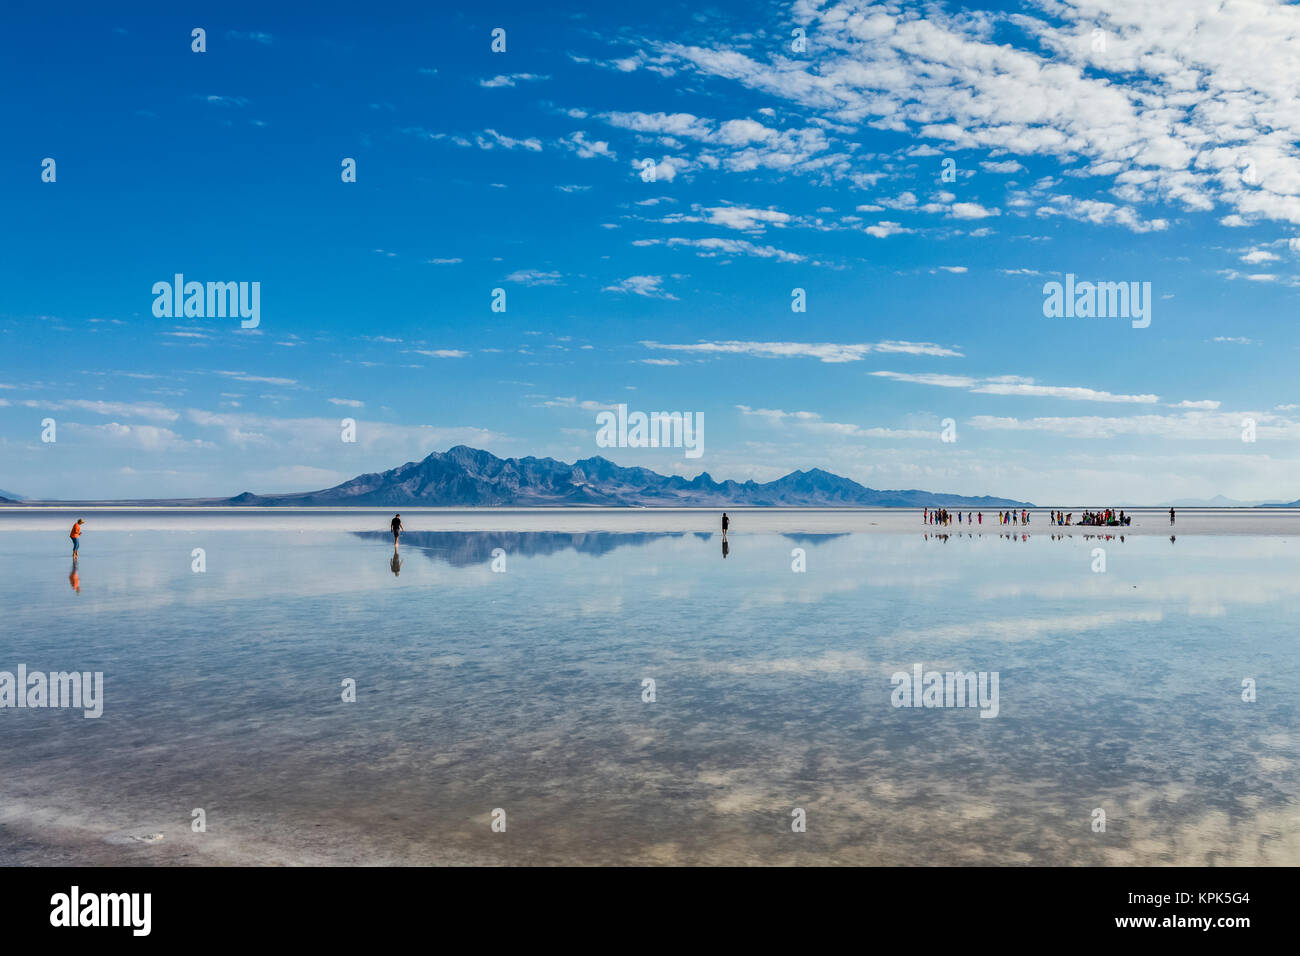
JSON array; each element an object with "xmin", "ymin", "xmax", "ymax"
[{"xmin": 217, "ymin": 445, "xmax": 1031, "ymax": 508}]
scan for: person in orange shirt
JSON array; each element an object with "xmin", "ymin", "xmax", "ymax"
[{"xmin": 70, "ymin": 518, "xmax": 84, "ymax": 555}]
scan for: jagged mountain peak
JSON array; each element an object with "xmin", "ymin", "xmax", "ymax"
[{"xmin": 224, "ymin": 446, "xmax": 1033, "ymax": 509}]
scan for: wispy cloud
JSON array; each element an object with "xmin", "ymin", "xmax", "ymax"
[
  {"xmin": 504, "ymin": 269, "xmax": 563, "ymax": 286},
  {"xmin": 871, "ymin": 371, "xmax": 1160, "ymax": 404},
  {"xmin": 602, "ymin": 275, "xmax": 678, "ymax": 299},
  {"xmin": 737, "ymin": 405, "xmax": 936, "ymax": 439},
  {"xmin": 213, "ymin": 370, "xmax": 299, "ymax": 386},
  {"xmin": 480, "ymin": 73, "xmax": 549, "ymax": 88},
  {"xmin": 643, "ymin": 340, "xmax": 962, "ymax": 363},
  {"xmin": 225, "ymin": 30, "xmax": 272, "ymax": 44},
  {"xmin": 632, "ymin": 236, "xmax": 808, "ymax": 263}
]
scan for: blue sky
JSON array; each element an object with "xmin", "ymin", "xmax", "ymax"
[{"xmin": 4, "ymin": 0, "xmax": 1300, "ymax": 504}]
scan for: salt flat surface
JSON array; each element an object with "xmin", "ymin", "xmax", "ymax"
[
  {"xmin": 2, "ymin": 506, "xmax": 1297, "ymax": 536},
  {"xmin": 3, "ymin": 516, "xmax": 1297, "ymax": 865}
]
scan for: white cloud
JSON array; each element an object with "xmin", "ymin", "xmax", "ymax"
[
  {"xmin": 699, "ymin": 205, "xmax": 791, "ymax": 231},
  {"xmin": 950, "ymin": 201, "xmax": 1000, "ymax": 220},
  {"xmin": 28, "ymin": 400, "xmax": 180, "ymax": 422},
  {"xmin": 561, "ymin": 131, "xmax": 615, "ymax": 159},
  {"xmin": 479, "ymin": 73, "xmax": 548, "ymax": 88},
  {"xmin": 969, "ymin": 411, "xmax": 1299, "ymax": 440},
  {"xmin": 865, "ymin": 221, "xmax": 913, "ymax": 238},
  {"xmin": 872, "ymin": 371, "xmax": 1160, "ymax": 404},
  {"xmin": 736, "ymin": 405, "xmax": 936, "ymax": 439},
  {"xmin": 634, "ymin": 236, "xmax": 808, "ymax": 263},
  {"xmin": 478, "ymin": 128, "xmax": 542, "ymax": 152},
  {"xmin": 185, "ymin": 410, "xmax": 505, "ymax": 454},
  {"xmin": 650, "ymin": 2, "xmax": 1300, "ymax": 229},
  {"xmin": 213, "ymin": 370, "xmax": 298, "ymax": 386},
  {"xmin": 67, "ymin": 422, "xmax": 211, "ymax": 451},
  {"xmin": 602, "ymin": 275, "xmax": 678, "ymax": 299},
  {"xmin": 642, "ymin": 340, "xmax": 962, "ymax": 363},
  {"xmin": 504, "ymin": 269, "xmax": 563, "ymax": 286}
]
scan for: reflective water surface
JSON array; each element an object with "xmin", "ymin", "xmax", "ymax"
[{"xmin": 1, "ymin": 511, "xmax": 1297, "ymax": 865}]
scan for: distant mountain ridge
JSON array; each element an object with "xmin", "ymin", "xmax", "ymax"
[
  {"xmin": 220, "ymin": 445, "xmax": 1033, "ymax": 508},
  {"xmin": 1163, "ymin": 495, "xmax": 1280, "ymax": 507}
]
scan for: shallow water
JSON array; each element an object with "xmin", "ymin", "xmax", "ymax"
[{"xmin": 1, "ymin": 511, "xmax": 1297, "ymax": 865}]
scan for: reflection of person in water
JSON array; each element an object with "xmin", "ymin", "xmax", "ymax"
[
  {"xmin": 390, "ymin": 551, "xmax": 402, "ymax": 576},
  {"xmin": 390, "ymin": 513, "xmax": 403, "ymax": 549},
  {"xmin": 722, "ymin": 536, "xmax": 730, "ymax": 559},
  {"xmin": 68, "ymin": 557, "xmax": 80, "ymax": 593}
]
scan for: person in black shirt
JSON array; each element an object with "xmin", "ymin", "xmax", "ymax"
[
  {"xmin": 391, "ymin": 513, "xmax": 403, "ymax": 549},
  {"xmin": 721, "ymin": 512, "xmax": 730, "ymax": 534}
]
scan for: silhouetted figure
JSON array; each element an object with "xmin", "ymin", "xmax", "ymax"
[
  {"xmin": 1169, "ymin": 507, "xmax": 1175, "ymax": 525},
  {"xmin": 721, "ymin": 512, "xmax": 730, "ymax": 534},
  {"xmin": 391, "ymin": 513, "xmax": 403, "ymax": 548},
  {"xmin": 722, "ymin": 536, "xmax": 730, "ymax": 559},
  {"xmin": 390, "ymin": 551, "xmax": 402, "ymax": 576}
]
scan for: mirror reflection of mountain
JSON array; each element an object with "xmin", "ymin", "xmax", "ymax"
[
  {"xmin": 355, "ymin": 530, "xmax": 683, "ymax": 567},
  {"xmin": 691, "ymin": 532, "xmax": 847, "ymax": 544},
  {"xmin": 781, "ymin": 533, "xmax": 850, "ymax": 545}
]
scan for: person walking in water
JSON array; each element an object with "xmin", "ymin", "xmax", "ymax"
[
  {"xmin": 722, "ymin": 512, "xmax": 730, "ymax": 534},
  {"xmin": 1169, "ymin": 507, "xmax": 1175, "ymax": 525},
  {"xmin": 69, "ymin": 519, "xmax": 84, "ymax": 555},
  {"xmin": 390, "ymin": 513, "xmax": 403, "ymax": 549}
]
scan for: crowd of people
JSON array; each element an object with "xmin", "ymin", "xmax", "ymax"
[
  {"xmin": 1049, "ymin": 509, "xmax": 1131, "ymax": 526},
  {"xmin": 926, "ymin": 508, "xmax": 1144, "ymax": 528},
  {"xmin": 924, "ymin": 507, "xmax": 978, "ymax": 526},
  {"xmin": 924, "ymin": 508, "xmax": 1035, "ymax": 526}
]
